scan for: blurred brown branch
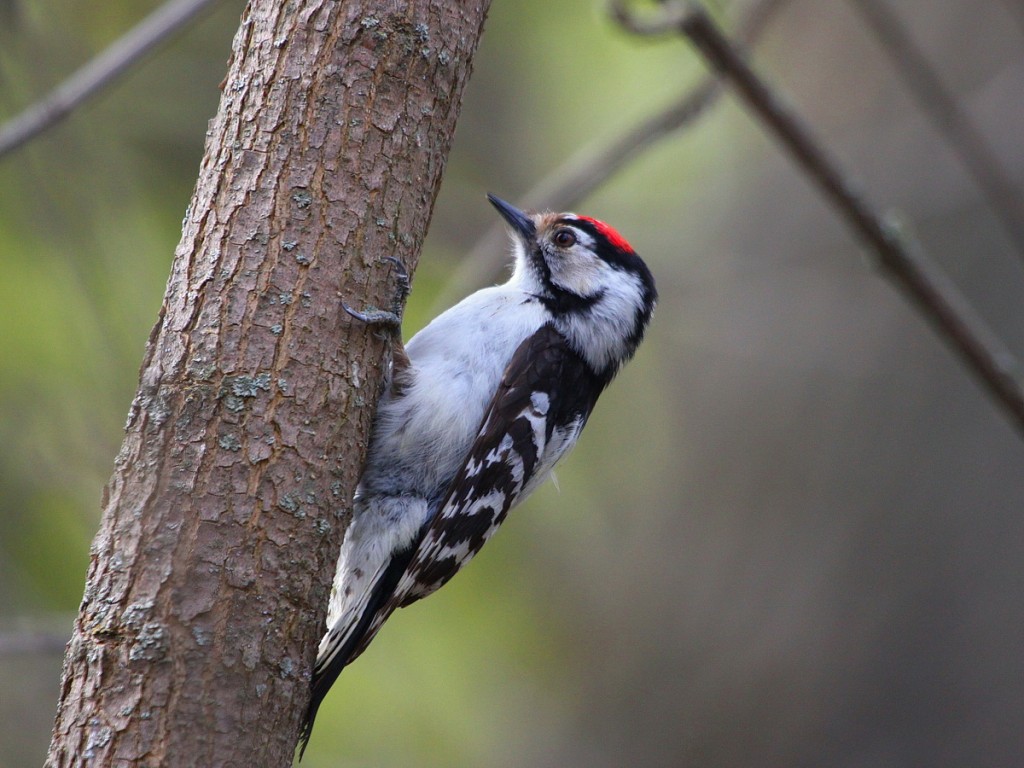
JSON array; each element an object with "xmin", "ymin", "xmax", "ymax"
[
  {"xmin": 613, "ymin": 0, "xmax": 1024, "ymax": 438},
  {"xmin": 848, "ymin": 0, "xmax": 1024, "ymax": 262},
  {"xmin": 0, "ymin": 0, "xmax": 222, "ymax": 161},
  {"xmin": 433, "ymin": 0, "xmax": 789, "ymax": 311}
]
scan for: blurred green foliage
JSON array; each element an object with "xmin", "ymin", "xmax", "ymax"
[{"xmin": 6, "ymin": 1, "xmax": 1024, "ymax": 766}]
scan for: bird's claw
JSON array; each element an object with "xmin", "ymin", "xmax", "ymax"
[
  {"xmin": 342, "ymin": 257, "xmax": 410, "ymax": 333},
  {"xmin": 381, "ymin": 256, "xmax": 410, "ymax": 307},
  {"xmin": 342, "ymin": 303, "xmax": 402, "ymax": 330}
]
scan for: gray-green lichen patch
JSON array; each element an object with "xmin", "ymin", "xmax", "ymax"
[
  {"xmin": 188, "ymin": 360, "xmax": 218, "ymax": 381},
  {"xmin": 279, "ymin": 656, "xmax": 295, "ymax": 678},
  {"xmin": 221, "ymin": 372, "xmax": 272, "ymax": 413},
  {"xmin": 131, "ymin": 391, "xmax": 172, "ymax": 429},
  {"xmin": 219, "ymin": 434, "xmax": 242, "ymax": 452},
  {"xmin": 128, "ymin": 622, "xmax": 168, "ymax": 663},
  {"xmin": 229, "ymin": 373, "xmax": 272, "ymax": 398},
  {"xmin": 86, "ymin": 601, "xmax": 121, "ymax": 639},
  {"xmin": 83, "ymin": 725, "xmax": 114, "ymax": 759},
  {"xmin": 224, "ymin": 395, "xmax": 246, "ymax": 413},
  {"xmin": 278, "ymin": 493, "xmax": 304, "ymax": 518},
  {"xmin": 121, "ymin": 600, "xmax": 155, "ymax": 632},
  {"xmin": 192, "ymin": 626, "xmax": 212, "ymax": 647}
]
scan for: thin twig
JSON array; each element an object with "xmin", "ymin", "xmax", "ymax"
[
  {"xmin": 433, "ymin": 0, "xmax": 789, "ymax": 311},
  {"xmin": 615, "ymin": 0, "xmax": 1024, "ymax": 438},
  {"xmin": 0, "ymin": 0, "xmax": 222, "ymax": 161},
  {"xmin": 848, "ymin": 0, "xmax": 1024, "ymax": 262}
]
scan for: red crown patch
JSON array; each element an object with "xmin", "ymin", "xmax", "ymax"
[{"xmin": 578, "ymin": 216, "xmax": 634, "ymax": 253}]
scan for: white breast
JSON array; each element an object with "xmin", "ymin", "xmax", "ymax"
[{"xmin": 360, "ymin": 283, "xmax": 550, "ymax": 499}]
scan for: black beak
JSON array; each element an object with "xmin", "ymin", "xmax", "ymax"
[{"xmin": 487, "ymin": 194, "xmax": 536, "ymax": 240}]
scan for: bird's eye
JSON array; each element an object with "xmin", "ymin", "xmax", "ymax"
[{"xmin": 553, "ymin": 229, "xmax": 577, "ymax": 248}]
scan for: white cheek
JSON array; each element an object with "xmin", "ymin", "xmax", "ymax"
[{"xmin": 550, "ymin": 251, "xmax": 608, "ymax": 296}]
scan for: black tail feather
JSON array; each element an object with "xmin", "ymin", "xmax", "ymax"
[{"xmin": 296, "ymin": 537, "xmax": 424, "ymax": 759}]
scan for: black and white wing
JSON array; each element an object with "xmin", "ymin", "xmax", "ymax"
[{"xmin": 378, "ymin": 322, "xmax": 606, "ymax": 624}]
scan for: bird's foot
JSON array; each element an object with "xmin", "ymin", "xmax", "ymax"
[{"xmin": 342, "ymin": 257, "xmax": 410, "ymax": 333}]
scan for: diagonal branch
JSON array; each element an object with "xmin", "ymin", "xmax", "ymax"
[
  {"xmin": 847, "ymin": 0, "xmax": 1024, "ymax": 263},
  {"xmin": 0, "ymin": 0, "xmax": 222, "ymax": 161},
  {"xmin": 432, "ymin": 0, "xmax": 789, "ymax": 311},
  {"xmin": 613, "ymin": 0, "xmax": 1024, "ymax": 439}
]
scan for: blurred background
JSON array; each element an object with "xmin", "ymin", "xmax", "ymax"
[{"xmin": 2, "ymin": 0, "xmax": 1024, "ymax": 765}]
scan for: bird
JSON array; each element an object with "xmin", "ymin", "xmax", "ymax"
[{"xmin": 298, "ymin": 194, "xmax": 657, "ymax": 755}]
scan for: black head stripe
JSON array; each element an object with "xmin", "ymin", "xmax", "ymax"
[{"xmin": 566, "ymin": 217, "xmax": 636, "ymax": 268}]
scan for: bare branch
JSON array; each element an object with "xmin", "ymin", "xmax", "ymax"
[
  {"xmin": 0, "ymin": 0, "xmax": 222, "ymax": 161},
  {"xmin": 848, "ymin": 0, "xmax": 1024, "ymax": 262},
  {"xmin": 433, "ymin": 0, "xmax": 789, "ymax": 311},
  {"xmin": 615, "ymin": 1, "xmax": 1024, "ymax": 438}
]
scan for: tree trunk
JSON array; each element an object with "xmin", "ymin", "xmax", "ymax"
[{"xmin": 45, "ymin": 0, "xmax": 490, "ymax": 764}]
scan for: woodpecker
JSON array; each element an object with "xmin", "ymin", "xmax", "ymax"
[{"xmin": 299, "ymin": 195, "xmax": 656, "ymax": 755}]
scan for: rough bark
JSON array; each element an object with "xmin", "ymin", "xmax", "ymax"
[{"xmin": 46, "ymin": 0, "xmax": 490, "ymax": 764}]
